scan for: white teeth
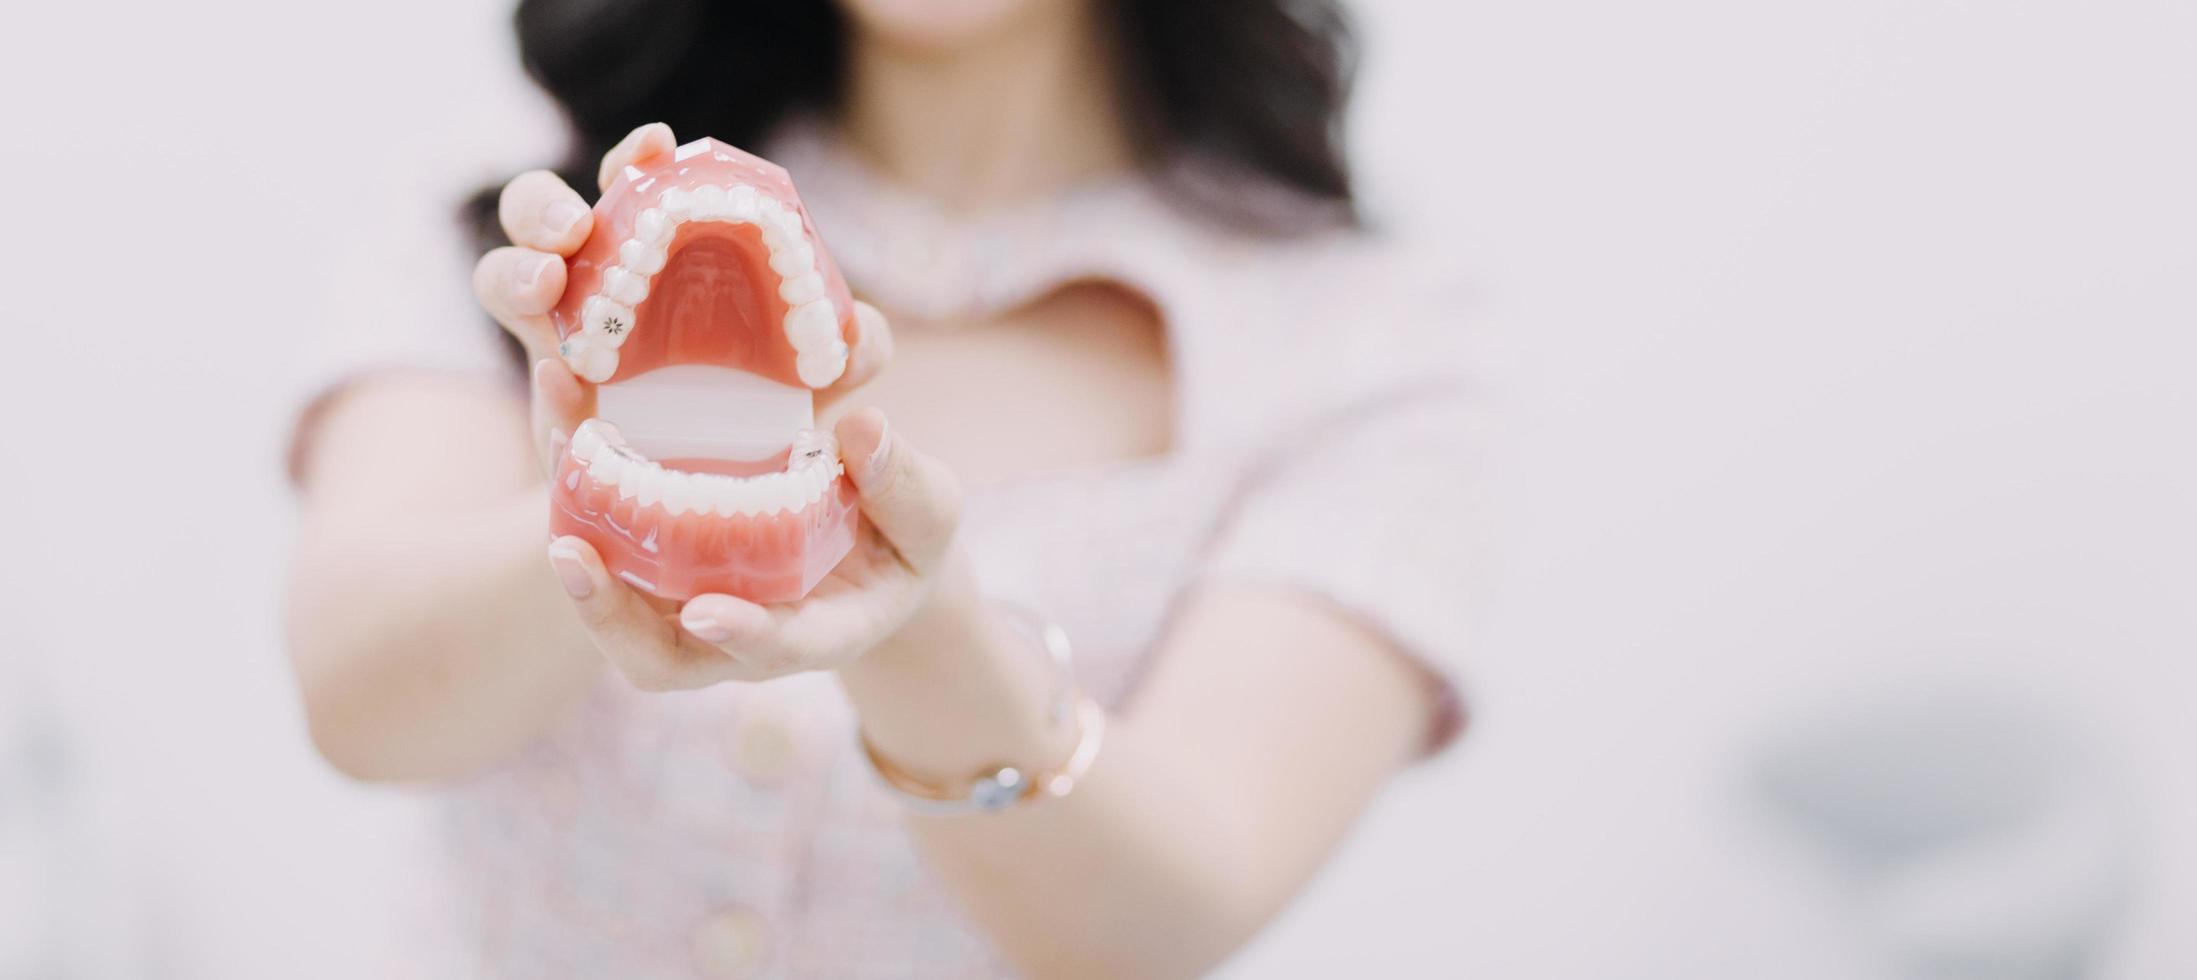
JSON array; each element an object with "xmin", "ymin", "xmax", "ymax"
[
  {"xmin": 560, "ymin": 334, "xmax": 619, "ymax": 383},
  {"xmin": 633, "ymin": 208, "xmax": 672, "ymax": 247},
  {"xmin": 789, "ymin": 429, "xmax": 839, "ymax": 471},
  {"xmin": 620, "ymin": 238, "xmax": 668, "ymax": 276},
  {"xmin": 796, "ymin": 343, "xmax": 848, "ymax": 388},
  {"xmin": 778, "ymin": 272, "xmax": 824, "ymax": 306},
  {"xmin": 658, "ymin": 187, "xmax": 695, "ymax": 220},
  {"xmin": 691, "ymin": 185, "xmax": 727, "ymax": 217},
  {"xmin": 661, "ymin": 471, "xmax": 698, "ymax": 516},
  {"xmin": 586, "ymin": 445, "xmax": 627, "ymax": 485},
  {"xmin": 568, "ymin": 419, "xmax": 614, "ymax": 461},
  {"xmin": 578, "ymin": 424, "xmax": 845, "ymax": 517},
  {"xmin": 599, "ymin": 267, "xmax": 649, "ymax": 307},
  {"xmin": 597, "ymin": 183, "xmax": 837, "ymax": 367},
  {"xmin": 632, "ymin": 467, "xmax": 666, "ymax": 508},
  {"xmin": 754, "ymin": 202, "xmax": 795, "ymax": 249},
  {"xmin": 785, "ymin": 300, "xmax": 839, "ymax": 351},
  {"xmin": 725, "ymin": 185, "xmax": 759, "ymax": 221},
  {"xmin": 769, "ymin": 240, "xmax": 815, "ymax": 279},
  {"xmin": 580, "ymin": 296, "xmax": 636, "ymax": 346}
]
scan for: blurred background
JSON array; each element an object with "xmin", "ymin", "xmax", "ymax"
[{"xmin": 2, "ymin": 0, "xmax": 2192, "ymax": 976}]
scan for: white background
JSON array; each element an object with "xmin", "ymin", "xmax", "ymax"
[{"xmin": 0, "ymin": 0, "xmax": 2191, "ymax": 976}]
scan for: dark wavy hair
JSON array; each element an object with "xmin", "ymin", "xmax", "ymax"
[{"xmin": 466, "ymin": 0, "xmax": 1359, "ymax": 254}]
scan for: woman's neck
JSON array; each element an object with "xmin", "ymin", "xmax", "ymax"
[{"xmin": 840, "ymin": 5, "xmax": 1135, "ymax": 212}]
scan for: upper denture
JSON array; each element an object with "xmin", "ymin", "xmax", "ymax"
[{"xmin": 553, "ymin": 138, "xmax": 860, "ymax": 389}]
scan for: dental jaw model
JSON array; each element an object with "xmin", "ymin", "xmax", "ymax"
[{"xmin": 549, "ymin": 138, "xmax": 860, "ymax": 603}]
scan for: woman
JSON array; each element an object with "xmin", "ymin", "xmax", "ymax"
[{"xmin": 286, "ymin": 0, "xmax": 1474, "ymax": 975}]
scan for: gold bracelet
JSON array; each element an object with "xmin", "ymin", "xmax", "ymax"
[
  {"xmin": 860, "ymin": 696, "xmax": 1105, "ymax": 814},
  {"xmin": 857, "ymin": 604, "xmax": 1104, "ymax": 814}
]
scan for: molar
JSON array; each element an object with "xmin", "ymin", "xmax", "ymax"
[
  {"xmin": 778, "ymin": 271, "xmax": 825, "ymax": 306},
  {"xmin": 785, "ymin": 301, "xmax": 839, "ymax": 351},
  {"xmin": 580, "ymin": 297, "xmax": 636, "ymax": 346},
  {"xmin": 560, "ymin": 334, "xmax": 619, "ymax": 383},
  {"xmin": 796, "ymin": 343, "xmax": 849, "ymax": 389}
]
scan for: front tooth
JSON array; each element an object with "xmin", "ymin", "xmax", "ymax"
[
  {"xmin": 779, "ymin": 271, "xmax": 825, "ymax": 306},
  {"xmin": 767, "ymin": 475, "xmax": 798, "ymax": 515},
  {"xmin": 796, "ymin": 343, "xmax": 848, "ymax": 388},
  {"xmin": 600, "ymin": 266, "xmax": 649, "ymax": 307},
  {"xmin": 691, "ymin": 185, "xmax": 727, "ymax": 218},
  {"xmin": 658, "ymin": 187, "xmax": 695, "ymax": 220},
  {"xmin": 620, "ymin": 238, "xmax": 667, "ymax": 276},
  {"xmin": 708, "ymin": 480, "xmax": 747, "ymax": 517},
  {"xmin": 785, "ymin": 301, "xmax": 838, "ymax": 351},
  {"xmin": 661, "ymin": 471, "xmax": 697, "ymax": 515},
  {"xmin": 634, "ymin": 208, "xmax": 672, "ymax": 246},
  {"xmin": 580, "ymin": 297, "xmax": 636, "ymax": 346},
  {"xmin": 560, "ymin": 334, "xmax": 619, "ymax": 383},
  {"xmin": 769, "ymin": 240, "xmax": 816, "ymax": 279},
  {"xmin": 725, "ymin": 185, "xmax": 759, "ymax": 221},
  {"xmin": 733, "ymin": 479, "xmax": 770, "ymax": 517}
]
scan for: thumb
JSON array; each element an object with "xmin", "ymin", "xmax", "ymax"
[
  {"xmin": 531, "ymin": 357, "xmax": 591, "ymax": 474},
  {"xmin": 834, "ymin": 408, "xmax": 960, "ymax": 574}
]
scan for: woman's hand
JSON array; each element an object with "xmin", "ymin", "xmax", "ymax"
[
  {"xmin": 547, "ymin": 408, "xmax": 967, "ymax": 691},
  {"xmin": 469, "ymin": 122, "xmax": 954, "ymax": 691}
]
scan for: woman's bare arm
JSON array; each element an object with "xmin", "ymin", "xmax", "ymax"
[
  {"xmin": 285, "ymin": 373, "xmax": 599, "ymax": 781},
  {"xmin": 842, "ymin": 586, "xmax": 1434, "ymax": 980}
]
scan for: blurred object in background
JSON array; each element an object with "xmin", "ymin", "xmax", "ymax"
[
  {"xmin": 0, "ymin": 651, "xmax": 139, "ymax": 977},
  {"xmin": 1756, "ymin": 685, "xmax": 2135, "ymax": 979}
]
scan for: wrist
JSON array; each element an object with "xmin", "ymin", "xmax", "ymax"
[
  {"xmin": 846, "ymin": 546, "xmax": 983, "ymax": 680},
  {"xmin": 835, "ymin": 563, "xmax": 1080, "ymax": 787}
]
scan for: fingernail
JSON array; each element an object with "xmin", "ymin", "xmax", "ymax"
[
  {"xmin": 516, "ymin": 251, "xmax": 557, "ymax": 288},
  {"xmin": 863, "ymin": 417, "xmax": 893, "ymax": 481},
  {"xmin": 543, "ymin": 199, "xmax": 587, "ymax": 237},
  {"xmin": 548, "ymin": 542, "xmax": 593, "ymax": 598},
  {"xmin": 680, "ymin": 606, "xmax": 736, "ymax": 643}
]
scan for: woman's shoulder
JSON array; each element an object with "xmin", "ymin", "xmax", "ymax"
[{"xmin": 1160, "ymin": 199, "xmax": 1473, "ymax": 435}]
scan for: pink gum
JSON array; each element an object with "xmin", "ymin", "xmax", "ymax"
[{"xmin": 548, "ymin": 447, "xmax": 860, "ymax": 604}]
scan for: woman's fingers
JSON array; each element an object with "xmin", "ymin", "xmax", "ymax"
[
  {"xmin": 679, "ymin": 594, "xmax": 778, "ymax": 653},
  {"xmin": 836, "ymin": 409, "xmax": 961, "ymax": 574},
  {"xmin": 531, "ymin": 358, "xmax": 591, "ymax": 472},
  {"xmin": 814, "ymin": 301, "xmax": 895, "ymax": 411},
  {"xmin": 472, "ymin": 246, "xmax": 564, "ymax": 358},
  {"xmin": 548, "ymin": 536, "xmax": 757, "ymax": 691},
  {"xmin": 498, "ymin": 170, "xmax": 593, "ymax": 255},
  {"xmin": 599, "ymin": 123, "xmax": 678, "ymax": 193},
  {"xmin": 680, "ymin": 577, "xmax": 919, "ymax": 674}
]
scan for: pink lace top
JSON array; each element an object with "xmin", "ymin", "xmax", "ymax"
[{"xmin": 297, "ymin": 122, "xmax": 1476, "ymax": 978}]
